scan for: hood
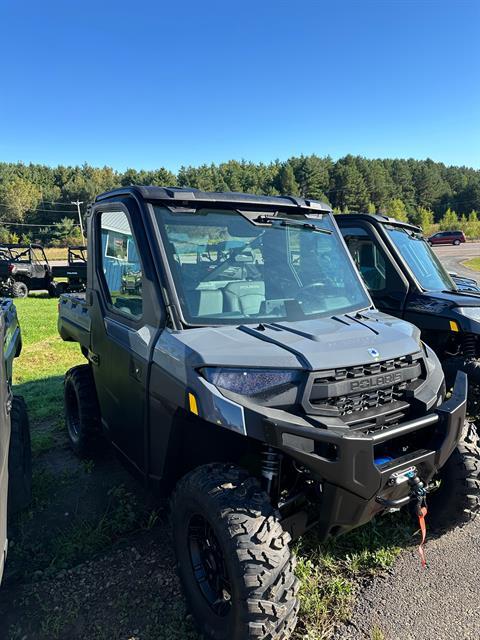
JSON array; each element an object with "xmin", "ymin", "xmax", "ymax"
[
  {"xmin": 409, "ymin": 289, "xmax": 480, "ymax": 312},
  {"xmin": 155, "ymin": 311, "xmax": 421, "ymax": 374}
]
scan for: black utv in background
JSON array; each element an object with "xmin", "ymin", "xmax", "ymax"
[
  {"xmin": 0, "ymin": 244, "xmax": 53, "ymax": 298},
  {"xmin": 59, "ymin": 187, "xmax": 468, "ymax": 640},
  {"xmin": 50, "ymin": 246, "xmax": 87, "ymax": 296},
  {"xmin": 0, "ymin": 299, "xmax": 31, "ymax": 584},
  {"xmin": 337, "ymin": 214, "xmax": 480, "ymax": 415}
]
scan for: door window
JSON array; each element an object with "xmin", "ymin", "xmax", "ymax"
[
  {"xmin": 341, "ymin": 225, "xmax": 406, "ymax": 307},
  {"xmin": 341, "ymin": 227, "xmax": 388, "ymax": 291},
  {"xmin": 99, "ymin": 211, "xmax": 143, "ymax": 318}
]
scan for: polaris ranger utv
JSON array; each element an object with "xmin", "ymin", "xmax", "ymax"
[
  {"xmin": 0, "ymin": 243, "xmax": 53, "ymax": 298},
  {"xmin": 336, "ymin": 214, "xmax": 480, "ymax": 411},
  {"xmin": 50, "ymin": 246, "xmax": 87, "ymax": 296},
  {"xmin": 337, "ymin": 213, "xmax": 480, "ymax": 523},
  {"xmin": 0, "ymin": 299, "xmax": 30, "ymax": 584},
  {"xmin": 58, "ymin": 187, "xmax": 467, "ymax": 640}
]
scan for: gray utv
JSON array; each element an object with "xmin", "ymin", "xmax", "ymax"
[{"xmin": 58, "ymin": 187, "xmax": 466, "ymax": 640}]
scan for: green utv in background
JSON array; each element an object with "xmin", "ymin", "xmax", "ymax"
[
  {"xmin": 59, "ymin": 187, "xmax": 468, "ymax": 640},
  {"xmin": 0, "ymin": 299, "xmax": 30, "ymax": 584}
]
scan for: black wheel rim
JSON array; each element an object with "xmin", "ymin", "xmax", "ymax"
[
  {"xmin": 66, "ymin": 383, "xmax": 80, "ymax": 442},
  {"xmin": 188, "ymin": 514, "xmax": 232, "ymax": 617}
]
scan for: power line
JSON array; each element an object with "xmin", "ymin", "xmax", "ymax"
[
  {"xmin": 38, "ymin": 200, "xmax": 76, "ymax": 207},
  {"xmin": 0, "ymin": 203, "xmax": 79, "ymax": 214},
  {"xmin": 0, "ymin": 221, "xmax": 80, "ymax": 228}
]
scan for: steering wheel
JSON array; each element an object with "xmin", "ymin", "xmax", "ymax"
[{"xmin": 295, "ymin": 283, "xmax": 326, "ymax": 313}]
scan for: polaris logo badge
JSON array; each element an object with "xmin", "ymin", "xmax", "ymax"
[
  {"xmin": 368, "ymin": 348, "xmax": 380, "ymax": 360},
  {"xmin": 351, "ymin": 372, "xmax": 402, "ymax": 391}
]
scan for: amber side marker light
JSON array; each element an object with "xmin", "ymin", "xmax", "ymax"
[
  {"xmin": 450, "ymin": 320, "xmax": 459, "ymax": 332},
  {"xmin": 188, "ymin": 392, "xmax": 199, "ymax": 415}
]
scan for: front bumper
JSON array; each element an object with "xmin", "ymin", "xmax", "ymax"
[{"xmin": 264, "ymin": 371, "xmax": 467, "ymax": 540}]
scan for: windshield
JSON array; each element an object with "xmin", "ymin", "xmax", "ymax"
[
  {"xmin": 385, "ymin": 225, "xmax": 456, "ymax": 291},
  {"xmin": 154, "ymin": 206, "xmax": 370, "ymax": 325}
]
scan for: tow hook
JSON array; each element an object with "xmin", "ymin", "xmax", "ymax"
[
  {"xmin": 376, "ymin": 468, "xmax": 429, "ymax": 568},
  {"xmin": 406, "ymin": 469, "xmax": 428, "ymax": 568}
]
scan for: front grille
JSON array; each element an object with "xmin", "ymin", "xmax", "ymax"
[
  {"xmin": 323, "ymin": 381, "xmax": 408, "ymax": 413},
  {"xmin": 307, "ymin": 352, "xmax": 424, "ymax": 429},
  {"xmin": 313, "ymin": 354, "xmax": 420, "ymax": 385}
]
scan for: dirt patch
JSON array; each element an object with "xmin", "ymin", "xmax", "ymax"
[
  {"xmin": 0, "ymin": 420, "xmax": 185, "ymax": 640},
  {"xmin": 1, "ymin": 528, "xmax": 199, "ymax": 640}
]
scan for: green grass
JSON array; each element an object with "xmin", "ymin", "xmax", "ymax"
[
  {"xmin": 464, "ymin": 257, "xmax": 480, "ymax": 272},
  {"xmin": 293, "ymin": 514, "xmax": 411, "ymax": 638},
  {"xmin": 13, "ymin": 296, "xmax": 84, "ymax": 423}
]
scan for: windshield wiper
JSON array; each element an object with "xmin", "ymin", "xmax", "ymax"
[{"xmin": 253, "ymin": 215, "xmax": 332, "ymax": 234}]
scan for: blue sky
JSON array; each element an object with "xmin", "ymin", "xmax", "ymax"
[{"xmin": 1, "ymin": 0, "xmax": 479, "ymax": 171}]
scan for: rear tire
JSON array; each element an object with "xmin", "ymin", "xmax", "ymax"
[
  {"xmin": 454, "ymin": 239, "xmax": 460, "ymax": 245},
  {"xmin": 64, "ymin": 365, "xmax": 102, "ymax": 457},
  {"xmin": 48, "ymin": 282, "xmax": 66, "ymax": 297},
  {"xmin": 428, "ymin": 421, "xmax": 480, "ymax": 532},
  {"xmin": 11, "ymin": 282, "xmax": 28, "ymax": 298},
  {"xmin": 171, "ymin": 464, "xmax": 299, "ymax": 640},
  {"xmin": 8, "ymin": 396, "xmax": 32, "ymax": 514}
]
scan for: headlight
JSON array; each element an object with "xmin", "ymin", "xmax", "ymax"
[
  {"xmin": 457, "ymin": 307, "xmax": 480, "ymax": 322},
  {"xmin": 200, "ymin": 367, "xmax": 303, "ymax": 399}
]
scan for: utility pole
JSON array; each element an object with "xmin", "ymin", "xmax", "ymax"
[{"xmin": 71, "ymin": 200, "xmax": 84, "ymax": 238}]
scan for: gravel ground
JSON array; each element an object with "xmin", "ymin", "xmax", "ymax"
[
  {"xmin": 0, "ymin": 527, "xmax": 200, "ymax": 640},
  {"xmin": 333, "ymin": 517, "xmax": 480, "ymax": 640}
]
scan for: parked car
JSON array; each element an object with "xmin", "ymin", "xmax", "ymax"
[
  {"xmin": 0, "ymin": 299, "xmax": 30, "ymax": 584},
  {"xmin": 428, "ymin": 230, "xmax": 466, "ymax": 246},
  {"xmin": 59, "ymin": 187, "xmax": 467, "ymax": 640}
]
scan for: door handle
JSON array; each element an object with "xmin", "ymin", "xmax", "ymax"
[{"xmin": 129, "ymin": 358, "xmax": 143, "ymax": 381}]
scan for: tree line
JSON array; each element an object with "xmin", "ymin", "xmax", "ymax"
[{"xmin": 0, "ymin": 154, "xmax": 479, "ymax": 244}]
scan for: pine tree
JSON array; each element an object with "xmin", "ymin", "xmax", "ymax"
[
  {"xmin": 277, "ymin": 163, "xmax": 299, "ymax": 196},
  {"xmin": 414, "ymin": 161, "xmax": 450, "ymax": 212},
  {"xmin": 331, "ymin": 159, "xmax": 369, "ymax": 212},
  {"xmin": 293, "ymin": 155, "xmax": 330, "ymax": 200}
]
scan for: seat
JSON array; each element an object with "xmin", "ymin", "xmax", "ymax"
[
  {"xmin": 223, "ymin": 281, "xmax": 265, "ymax": 316},
  {"xmin": 359, "ymin": 244, "xmax": 384, "ymax": 291},
  {"xmin": 185, "ymin": 289, "xmax": 224, "ymax": 317}
]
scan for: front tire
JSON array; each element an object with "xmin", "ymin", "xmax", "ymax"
[
  {"xmin": 64, "ymin": 365, "xmax": 102, "ymax": 457},
  {"xmin": 11, "ymin": 281, "xmax": 28, "ymax": 298},
  {"xmin": 171, "ymin": 464, "xmax": 299, "ymax": 640},
  {"xmin": 428, "ymin": 421, "xmax": 480, "ymax": 532},
  {"xmin": 454, "ymin": 239, "xmax": 461, "ymax": 245},
  {"xmin": 8, "ymin": 396, "xmax": 32, "ymax": 514}
]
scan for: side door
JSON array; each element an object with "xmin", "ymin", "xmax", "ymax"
[
  {"xmin": 88, "ymin": 203, "xmax": 159, "ymax": 476},
  {"xmin": 339, "ymin": 222, "xmax": 409, "ymax": 317}
]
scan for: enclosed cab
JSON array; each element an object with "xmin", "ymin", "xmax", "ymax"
[
  {"xmin": 336, "ymin": 213, "xmax": 480, "ymax": 400},
  {"xmin": 58, "ymin": 188, "xmax": 468, "ymax": 640}
]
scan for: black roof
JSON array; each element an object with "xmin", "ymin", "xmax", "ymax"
[
  {"xmin": 0, "ymin": 243, "xmax": 45, "ymax": 250},
  {"xmin": 335, "ymin": 212, "xmax": 421, "ymax": 233},
  {"xmin": 95, "ymin": 186, "xmax": 332, "ymax": 213}
]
